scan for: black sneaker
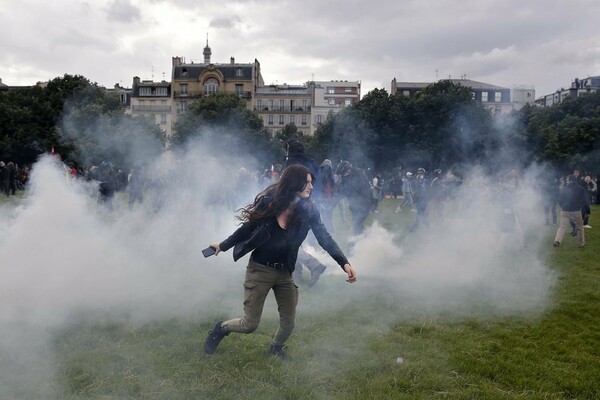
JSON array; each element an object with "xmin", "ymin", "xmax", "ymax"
[
  {"xmin": 268, "ymin": 344, "xmax": 288, "ymax": 360},
  {"xmin": 553, "ymin": 241, "xmax": 560, "ymax": 248},
  {"xmin": 204, "ymin": 321, "xmax": 229, "ymax": 354}
]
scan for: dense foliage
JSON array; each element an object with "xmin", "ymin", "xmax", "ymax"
[{"xmin": 0, "ymin": 74, "xmax": 164, "ymax": 169}]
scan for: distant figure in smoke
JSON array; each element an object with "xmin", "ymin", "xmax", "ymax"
[
  {"xmin": 318, "ymin": 159, "xmax": 337, "ymax": 233},
  {"xmin": 409, "ymin": 168, "xmax": 430, "ymax": 232},
  {"xmin": 335, "ymin": 160, "xmax": 372, "ymax": 238},
  {"xmin": 496, "ymin": 169, "xmax": 525, "ymax": 250},
  {"xmin": 428, "ymin": 169, "xmax": 447, "ymax": 222},
  {"xmin": 539, "ymin": 171, "xmax": 560, "ymax": 226},
  {"xmin": 0, "ymin": 161, "xmax": 9, "ymax": 196},
  {"xmin": 97, "ymin": 161, "xmax": 117, "ymax": 211},
  {"xmin": 553, "ymin": 174, "xmax": 586, "ymax": 249},
  {"xmin": 396, "ymin": 172, "xmax": 415, "ymax": 212},
  {"xmin": 581, "ymin": 175, "xmax": 595, "ymax": 228},
  {"xmin": 204, "ymin": 165, "xmax": 357, "ymax": 359},
  {"xmin": 127, "ymin": 168, "xmax": 147, "ymax": 210},
  {"xmin": 371, "ymin": 173, "xmax": 383, "ymax": 213}
]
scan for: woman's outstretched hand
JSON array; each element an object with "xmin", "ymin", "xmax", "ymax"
[
  {"xmin": 343, "ymin": 264, "xmax": 357, "ymax": 283},
  {"xmin": 210, "ymin": 243, "xmax": 221, "ymax": 256}
]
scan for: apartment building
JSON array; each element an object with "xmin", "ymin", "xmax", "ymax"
[
  {"xmin": 170, "ymin": 41, "xmax": 264, "ymax": 130},
  {"xmin": 128, "ymin": 77, "xmax": 172, "ymax": 137},
  {"xmin": 254, "ymin": 84, "xmax": 312, "ymax": 136},
  {"xmin": 391, "ymin": 78, "xmax": 517, "ymax": 115},
  {"xmin": 310, "ymin": 80, "xmax": 361, "ymax": 135},
  {"xmin": 535, "ymin": 76, "xmax": 600, "ymax": 107}
]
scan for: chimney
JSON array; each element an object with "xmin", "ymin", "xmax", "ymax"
[
  {"xmin": 230, "ymin": 57, "xmax": 235, "ymax": 64},
  {"xmin": 133, "ymin": 76, "xmax": 140, "ymax": 86},
  {"xmin": 172, "ymin": 57, "xmax": 182, "ymax": 67}
]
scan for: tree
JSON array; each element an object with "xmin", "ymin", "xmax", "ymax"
[{"xmin": 173, "ymin": 92, "xmax": 280, "ymax": 163}]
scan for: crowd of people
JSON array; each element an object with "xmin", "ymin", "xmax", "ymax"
[{"xmin": 0, "ymin": 160, "xmax": 30, "ymax": 196}]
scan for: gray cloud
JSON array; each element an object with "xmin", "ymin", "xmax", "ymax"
[
  {"xmin": 106, "ymin": 0, "xmax": 142, "ymax": 23},
  {"xmin": 1, "ymin": 0, "xmax": 599, "ymax": 97}
]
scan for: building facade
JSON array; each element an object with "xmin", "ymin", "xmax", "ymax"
[
  {"xmin": 391, "ymin": 78, "xmax": 519, "ymax": 115},
  {"xmin": 535, "ymin": 76, "xmax": 600, "ymax": 107},
  {"xmin": 310, "ymin": 80, "xmax": 361, "ymax": 135},
  {"xmin": 254, "ymin": 84, "xmax": 312, "ymax": 136},
  {"xmin": 170, "ymin": 41, "xmax": 264, "ymax": 132},
  {"xmin": 127, "ymin": 77, "xmax": 172, "ymax": 137}
]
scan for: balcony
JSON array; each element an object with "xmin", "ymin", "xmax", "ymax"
[
  {"xmin": 173, "ymin": 90, "xmax": 252, "ymax": 99},
  {"xmin": 254, "ymin": 106, "xmax": 311, "ymax": 113},
  {"xmin": 131, "ymin": 105, "xmax": 172, "ymax": 112}
]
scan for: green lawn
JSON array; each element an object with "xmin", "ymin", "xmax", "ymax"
[{"xmin": 2, "ymin": 195, "xmax": 599, "ymax": 399}]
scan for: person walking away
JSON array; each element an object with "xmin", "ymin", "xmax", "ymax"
[
  {"xmin": 553, "ymin": 174, "xmax": 586, "ymax": 248},
  {"xmin": 410, "ymin": 168, "xmax": 430, "ymax": 232},
  {"xmin": 335, "ymin": 161, "xmax": 372, "ymax": 237},
  {"xmin": 396, "ymin": 172, "xmax": 415, "ymax": 212},
  {"xmin": 204, "ymin": 165, "xmax": 357, "ymax": 359}
]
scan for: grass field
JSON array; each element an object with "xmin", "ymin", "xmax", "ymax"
[{"xmin": 1, "ymin": 192, "xmax": 599, "ymax": 399}]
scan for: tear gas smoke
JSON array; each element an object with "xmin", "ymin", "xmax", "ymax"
[{"xmin": 0, "ymin": 111, "xmax": 557, "ymax": 396}]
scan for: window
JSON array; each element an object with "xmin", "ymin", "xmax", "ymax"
[
  {"xmin": 178, "ymin": 101, "xmax": 188, "ymax": 113},
  {"xmin": 236, "ymin": 68, "xmax": 243, "ymax": 77},
  {"xmin": 140, "ymin": 87, "xmax": 151, "ymax": 96},
  {"xmin": 257, "ymin": 100, "xmax": 263, "ymax": 109},
  {"xmin": 156, "ymin": 87, "xmax": 167, "ymax": 96},
  {"xmin": 289, "ymin": 115, "xmax": 295, "ymax": 125},
  {"xmin": 327, "ymin": 87, "xmax": 334, "ymax": 94},
  {"xmin": 268, "ymin": 115, "xmax": 274, "ymax": 125},
  {"xmin": 235, "ymin": 84, "xmax": 244, "ymax": 95},
  {"xmin": 317, "ymin": 114, "xmax": 323, "ymax": 124},
  {"xmin": 495, "ymin": 107, "xmax": 502, "ymax": 116},
  {"xmin": 204, "ymin": 78, "xmax": 219, "ymax": 95},
  {"xmin": 495, "ymin": 92, "xmax": 502, "ymax": 102},
  {"xmin": 182, "ymin": 68, "xmax": 188, "ymax": 77},
  {"xmin": 328, "ymin": 98, "xmax": 336, "ymax": 105},
  {"xmin": 344, "ymin": 99, "xmax": 351, "ymax": 106},
  {"xmin": 302, "ymin": 100, "xmax": 307, "ymax": 110},
  {"xmin": 403, "ymin": 90, "xmax": 410, "ymax": 97},
  {"xmin": 345, "ymin": 87, "xmax": 352, "ymax": 93},
  {"xmin": 120, "ymin": 93, "xmax": 127, "ymax": 104},
  {"xmin": 481, "ymin": 92, "xmax": 488, "ymax": 102},
  {"xmin": 279, "ymin": 100, "xmax": 285, "ymax": 111},
  {"xmin": 301, "ymin": 115, "xmax": 307, "ymax": 125},
  {"xmin": 279, "ymin": 115, "xmax": 285, "ymax": 125},
  {"xmin": 160, "ymin": 114, "xmax": 167, "ymax": 124},
  {"xmin": 180, "ymin": 84, "xmax": 188, "ymax": 95},
  {"xmin": 268, "ymin": 100, "xmax": 274, "ymax": 110}
]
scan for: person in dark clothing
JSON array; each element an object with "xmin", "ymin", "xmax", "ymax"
[
  {"xmin": 410, "ymin": 168, "xmax": 430, "ymax": 232},
  {"xmin": 335, "ymin": 160, "xmax": 372, "ymax": 237},
  {"xmin": 0, "ymin": 161, "xmax": 8, "ymax": 196},
  {"xmin": 540, "ymin": 173, "xmax": 560, "ymax": 225},
  {"xmin": 553, "ymin": 174, "xmax": 586, "ymax": 248},
  {"xmin": 204, "ymin": 165, "xmax": 357, "ymax": 359}
]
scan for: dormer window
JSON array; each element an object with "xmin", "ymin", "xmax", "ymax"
[{"xmin": 236, "ymin": 68, "xmax": 243, "ymax": 77}]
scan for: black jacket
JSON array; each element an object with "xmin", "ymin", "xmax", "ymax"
[
  {"xmin": 559, "ymin": 183, "xmax": 586, "ymax": 212},
  {"xmin": 219, "ymin": 198, "xmax": 349, "ymax": 271}
]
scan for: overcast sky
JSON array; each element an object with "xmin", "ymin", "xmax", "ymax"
[{"xmin": 1, "ymin": 0, "xmax": 599, "ymax": 98}]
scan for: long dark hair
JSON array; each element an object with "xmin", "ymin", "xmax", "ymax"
[{"xmin": 238, "ymin": 165, "xmax": 315, "ymax": 227}]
